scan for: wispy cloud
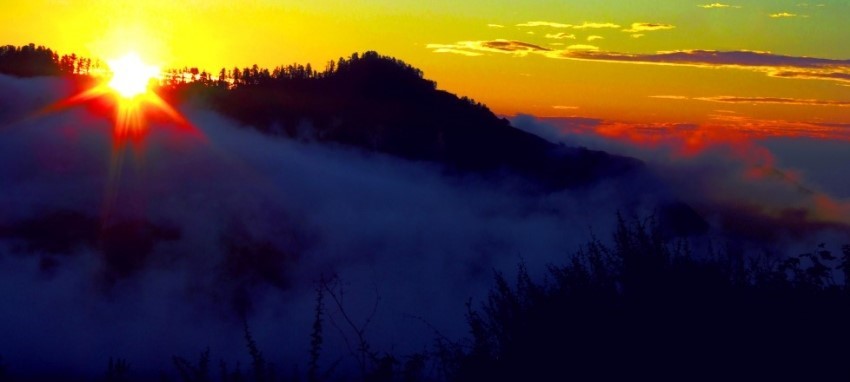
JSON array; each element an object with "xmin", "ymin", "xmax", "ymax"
[
  {"xmin": 698, "ymin": 3, "xmax": 741, "ymax": 9},
  {"xmin": 516, "ymin": 21, "xmax": 621, "ymax": 29},
  {"xmin": 587, "ymin": 35, "xmax": 605, "ymax": 42},
  {"xmin": 554, "ymin": 49, "xmax": 850, "ymax": 84},
  {"xmin": 430, "ymin": 48, "xmax": 483, "ymax": 57},
  {"xmin": 571, "ymin": 22, "xmax": 622, "ymax": 29},
  {"xmin": 567, "ymin": 45, "xmax": 600, "ymax": 51},
  {"xmin": 481, "ymin": 40, "xmax": 551, "ymax": 53},
  {"xmin": 516, "ymin": 21, "xmax": 572, "ymax": 28},
  {"xmin": 426, "ymin": 40, "xmax": 550, "ymax": 57},
  {"xmin": 487, "ymin": 24, "xmax": 505, "ymax": 28},
  {"xmin": 427, "ymin": 41, "xmax": 850, "ymax": 85},
  {"xmin": 652, "ymin": 95, "xmax": 850, "ymax": 107},
  {"xmin": 545, "ymin": 32, "xmax": 576, "ymax": 40},
  {"xmin": 769, "ymin": 12, "xmax": 798, "ymax": 18},
  {"xmin": 650, "ymin": 95, "xmax": 690, "ymax": 100},
  {"xmin": 623, "ymin": 22, "xmax": 676, "ymax": 33},
  {"xmin": 703, "ymin": 96, "xmax": 850, "ymax": 107}
]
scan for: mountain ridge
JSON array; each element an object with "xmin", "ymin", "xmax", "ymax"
[{"xmin": 171, "ymin": 51, "xmax": 644, "ymax": 191}]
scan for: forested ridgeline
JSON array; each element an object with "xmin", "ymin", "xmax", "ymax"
[
  {"xmin": 0, "ymin": 43, "xmax": 642, "ymax": 190},
  {"xmin": 0, "ymin": 44, "xmax": 100, "ymax": 77}
]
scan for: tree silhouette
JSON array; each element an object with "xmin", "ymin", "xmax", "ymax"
[{"xmin": 0, "ymin": 44, "xmax": 61, "ymax": 76}]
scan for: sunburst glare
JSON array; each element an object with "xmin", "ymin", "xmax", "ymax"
[{"xmin": 107, "ymin": 52, "xmax": 159, "ymax": 99}]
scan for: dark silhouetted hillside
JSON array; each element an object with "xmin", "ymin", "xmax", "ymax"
[
  {"xmin": 179, "ymin": 52, "xmax": 642, "ymax": 190},
  {"xmin": 0, "ymin": 45, "xmax": 641, "ymax": 189}
]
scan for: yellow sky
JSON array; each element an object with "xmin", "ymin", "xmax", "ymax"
[{"xmin": 2, "ymin": 0, "xmax": 849, "ymax": 125}]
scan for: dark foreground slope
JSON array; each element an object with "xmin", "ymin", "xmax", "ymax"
[
  {"xmin": 190, "ymin": 52, "xmax": 641, "ymax": 190},
  {"xmin": 452, "ymin": 218, "xmax": 850, "ymax": 382}
]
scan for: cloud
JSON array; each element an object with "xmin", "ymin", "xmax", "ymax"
[
  {"xmin": 430, "ymin": 48, "xmax": 483, "ymax": 57},
  {"xmin": 762, "ymin": 137, "xmax": 850, "ymax": 199},
  {"xmin": 428, "ymin": 38, "xmax": 850, "ymax": 85},
  {"xmin": 5, "ymin": 72, "xmax": 850, "ymax": 378},
  {"xmin": 517, "ymin": 21, "xmax": 572, "ymax": 28},
  {"xmin": 652, "ymin": 95, "xmax": 850, "ymax": 107},
  {"xmin": 487, "ymin": 23, "xmax": 505, "ymax": 28},
  {"xmin": 1, "ymin": 74, "xmax": 646, "ymax": 375},
  {"xmin": 511, "ymin": 115, "xmax": 850, "ymax": 239},
  {"xmin": 571, "ymin": 22, "xmax": 622, "ymax": 29},
  {"xmin": 567, "ymin": 45, "xmax": 600, "ymax": 51},
  {"xmin": 554, "ymin": 49, "xmax": 850, "ymax": 84},
  {"xmin": 482, "ymin": 40, "xmax": 551, "ymax": 53},
  {"xmin": 623, "ymin": 22, "xmax": 676, "ymax": 33},
  {"xmin": 769, "ymin": 12, "xmax": 798, "ymax": 18},
  {"xmin": 545, "ymin": 32, "xmax": 576, "ymax": 40},
  {"xmin": 650, "ymin": 95, "xmax": 690, "ymax": 100},
  {"xmin": 587, "ymin": 35, "xmax": 605, "ymax": 41},
  {"xmin": 631, "ymin": 34, "xmax": 646, "ymax": 39},
  {"xmin": 427, "ymin": 40, "xmax": 550, "ymax": 56},
  {"xmin": 517, "ymin": 21, "xmax": 621, "ymax": 29},
  {"xmin": 770, "ymin": 70, "xmax": 850, "ymax": 82},
  {"xmin": 698, "ymin": 3, "xmax": 741, "ymax": 9}
]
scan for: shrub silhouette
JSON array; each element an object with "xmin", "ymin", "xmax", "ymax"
[
  {"xmin": 105, "ymin": 357, "xmax": 131, "ymax": 382},
  {"xmin": 454, "ymin": 215, "xmax": 850, "ymax": 381}
]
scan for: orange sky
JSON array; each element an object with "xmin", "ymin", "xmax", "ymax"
[{"xmin": 1, "ymin": 0, "xmax": 849, "ymax": 127}]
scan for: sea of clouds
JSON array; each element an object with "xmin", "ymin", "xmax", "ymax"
[{"xmin": 0, "ymin": 75, "xmax": 847, "ymax": 378}]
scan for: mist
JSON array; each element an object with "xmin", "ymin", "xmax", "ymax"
[
  {"xmin": 512, "ymin": 114, "xmax": 850, "ymax": 245},
  {"xmin": 2, "ymin": 75, "xmax": 848, "ymax": 377},
  {"xmin": 0, "ymin": 75, "xmax": 645, "ymax": 376}
]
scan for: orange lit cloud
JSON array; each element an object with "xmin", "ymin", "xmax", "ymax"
[
  {"xmin": 545, "ymin": 114, "xmax": 850, "ymax": 154},
  {"xmin": 522, "ymin": 114, "xmax": 850, "ymax": 227},
  {"xmin": 651, "ymin": 95, "xmax": 850, "ymax": 107}
]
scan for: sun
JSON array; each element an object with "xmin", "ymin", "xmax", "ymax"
[{"xmin": 107, "ymin": 52, "xmax": 160, "ymax": 98}]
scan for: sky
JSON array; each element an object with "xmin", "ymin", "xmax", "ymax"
[
  {"xmin": 2, "ymin": 1, "xmax": 850, "ymax": 375},
  {"xmin": 2, "ymin": 0, "xmax": 849, "ymax": 122}
]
